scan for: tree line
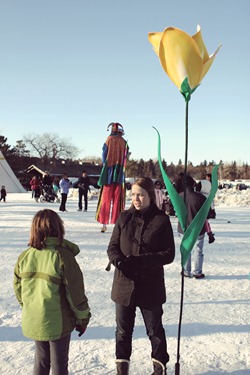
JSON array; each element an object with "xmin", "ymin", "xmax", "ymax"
[
  {"xmin": 1, "ymin": 133, "xmax": 250, "ymax": 183},
  {"xmin": 125, "ymin": 158, "xmax": 250, "ymax": 182}
]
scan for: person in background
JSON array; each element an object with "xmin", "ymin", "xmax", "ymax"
[
  {"xmin": 154, "ymin": 180, "xmax": 164, "ymax": 210},
  {"xmin": 30, "ymin": 175, "xmax": 41, "ymax": 202},
  {"xmin": 107, "ymin": 177, "xmax": 175, "ymax": 375},
  {"xmin": 43, "ymin": 171, "xmax": 53, "ymax": 187},
  {"xmin": 96, "ymin": 122, "xmax": 128, "ymax": 233},
  {"xmin": 163, "ymin": 192, "xmax": 175, "ymax": 216},
  {"xmin": 76, "ymin": 170, "xmax": 91, "ymax": 212},
  {"xmin": 174, "ymin": 172, "xmax": 184, "ymax": 193},
  {"xmin": 196, "ymin": 179, "xmax": 215, "ymax": 244},
  {"xmin": 178, "ymin": 175, "xmax": 207, "ymax": 279},
  {"xmin": 14, "ymin": 209, "xmax": 91, "ymax": 375},
  {"xmin": 206, "ymin": 173, "xmax": 216, "ymax": 218},
  {"xmin": 0, "ymin": 185, "xmax": 7, "ymax": 202},
  {"xmin": 59, "ymin": 173, "xmax": 70, "ymax": 212},
  {"xmin": 52, "ymin": 178, "xmax": 60, "ymax": 194}
]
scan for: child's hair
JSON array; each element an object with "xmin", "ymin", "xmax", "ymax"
[
  {"xmin": 132, "ymin": 177, "xmax": 157, "ymax": 205},
  {"xmin": 29, "ymin": 209, "xmax": 65, "ymax": 250}
]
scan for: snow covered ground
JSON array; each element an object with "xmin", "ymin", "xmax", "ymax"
[{"xmin": 0, "ymin": 190, "xmax": 249, "ymax": 375}]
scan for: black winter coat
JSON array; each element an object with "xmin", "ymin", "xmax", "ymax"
[
  {"xmin": 177, "ymin": 188, "xmax": 207, "ymax": 235},
  {"xmin": 107, "ymin": 205, "xmax": 175, "ymax": 308},
  {"xmin": 77, "ymin": 176, "xmax": 90, "ymax": 192}
]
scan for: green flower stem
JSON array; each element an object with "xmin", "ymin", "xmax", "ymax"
[
  {"xmin": 182, "ymin": 99, "xmax": 189, "ymax": 228},
  {"xmin": 184, "ymin": 100, "xmax": 189, "ymax": 177},
  {"xmin": 176, "ymin": 99, "xmax": 189, "ymax": 374}
]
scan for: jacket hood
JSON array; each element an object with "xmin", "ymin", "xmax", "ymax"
[
  {"xmin": 45, "ymin": 237, "xmax": 80, "ymax": 256},
  {"xmin": 198, "ymin": 179, "xmax": 212, "ymax": 196}
]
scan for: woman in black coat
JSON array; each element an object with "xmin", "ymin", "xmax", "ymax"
[{"xmin": 107, "ymin": 177, "xmax": 175, "ymax": 375}]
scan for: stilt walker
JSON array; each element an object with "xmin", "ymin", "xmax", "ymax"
[{"xmin": 96, "ymin": 122, "xmax": 128, "ymax": 232}]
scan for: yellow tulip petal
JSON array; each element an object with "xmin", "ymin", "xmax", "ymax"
[
  {"xmin": 148, "ymin": 32, "xmax": 163, "ymax": 56},
  {"xmin": 192, "ymin": 25, "xmax": 209, "ymax": 62},
  {"xmin": 200, "ymin": 44, "xmax": 222, "ymax": 82},
  {"xmin": 159, "ymin": 27, "xmax": 202, "ymax": 89}
]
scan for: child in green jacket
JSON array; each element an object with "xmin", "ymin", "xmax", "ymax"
[{"xmin": 14, "ymin": 209, "xmax": 91, "ymax": 375}]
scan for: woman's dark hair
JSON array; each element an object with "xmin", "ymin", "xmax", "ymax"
[
  {"xmin": 182, "ymin": 174, "xmax": 195, "ymax": 189},
  {"xmin": 132, "ymin": 177, "xmax": 156, "ymax": 205},
  {"xmin": 195, "ymin": 181, "xmax": 202, "ymax": 192},
  {"xmin": 29, "ymin": 209, "xmax": 65, "ymax": 250}
]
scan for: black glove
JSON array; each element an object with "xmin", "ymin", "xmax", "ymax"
[
  {"xmin": 75, "ymin": 325, "xmax": 86, "ymax": 337},
  {"xmin": 116, "ymin": 258, "xmax": 136, "ymax": 279},
  {"xmin": 117, "ymin": 256, "xmax": 142, "ymax": 278},
  {"xmin": 75, "ymin": 314, "xmax": 90, "ymax": 337},
  {"xmin": 125, "ymin": 256, "xmax": 142, "ymax": 271},
  {"xmin": 116, "ymin": 259, "xmax": 129, "ymax": 272}
]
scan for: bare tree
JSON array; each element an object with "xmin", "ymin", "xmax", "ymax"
[
  {"xmin": 13, "ymin": 140, "xmax": 30, "ymax": 157},
  {"xmin": 23, "ymin": 133, "xmax": 79, "ymax": 162}
]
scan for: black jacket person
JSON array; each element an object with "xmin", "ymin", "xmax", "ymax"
[
  {"xmin": 107, "ymin": 177, "xmax": 175, "ymax": 375},
  {"xmin": 76, "ymin": 171, "xmax": 90, "ymax": 211}
]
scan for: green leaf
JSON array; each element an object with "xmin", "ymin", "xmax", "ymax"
[
  {"xmin": 153, "ymin": 127, "xmax": 187, "ymax": 229},
  {"xmin": 180, "ymin": 77, "xmax": 199, "ymax": 102}
]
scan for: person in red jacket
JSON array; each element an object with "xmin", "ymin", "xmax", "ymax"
[{"xmin": 30, "ymin": 175, "xmax": 41, "ymax": 202}]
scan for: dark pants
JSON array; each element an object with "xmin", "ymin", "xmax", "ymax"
[
  {"xmin": 59, "ymin": 193, "xmax": 67, "ymax": 211},
  {"xmin": 78, "ymin": 189, "xmax": 88, "ymax": 210},
  {"xmin": 115, "ymin": 303, "xmax": 169, "ymax": 365},
  {"xmin": 33, "ymin": 334, "xmax": 71, "ymax": 375},
  {"xmin": 34, "ymin": 188, "xmax": 41, "ymax": 199}
]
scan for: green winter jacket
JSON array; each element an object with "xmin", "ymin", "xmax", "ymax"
[{"xmin": 14, "ymin": 237, "xmax": 91, "ymax": 341}]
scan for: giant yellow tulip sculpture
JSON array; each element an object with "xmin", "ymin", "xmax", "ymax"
[
  {"xmin": 149, "ymin": 25, "xmax": 221, "ymax": 101},
  {"xmin": 148, "ymin": 25, "xmax": 221, "ymax": 375}
]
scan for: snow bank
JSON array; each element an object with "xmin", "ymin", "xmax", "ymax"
[{"xmin": 214, "ymin": 188, "xmax": 250, "ymax": 207}]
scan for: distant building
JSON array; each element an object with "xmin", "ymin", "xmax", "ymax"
[{"xmin": 25, "ymin": 161, "xmax": 102, "ymax": 189}]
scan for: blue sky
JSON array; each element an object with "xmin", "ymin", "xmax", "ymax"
[{"xmin": 0, "ymin": 0, "xmax": 249, "ymax": 166}]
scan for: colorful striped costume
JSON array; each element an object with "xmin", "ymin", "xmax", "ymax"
[{"xmin": 96, "ymin": 132, "xmax": 128, "ymax": 225}]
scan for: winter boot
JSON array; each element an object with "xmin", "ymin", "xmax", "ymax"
[
  {"xmin": 151, "ymin": 359, "xmax": 167, "ymax": 375},
  {"xmin": 101, "ymin": 224, "xmax": 107, "ymax": 233},
  {"xmin": 208, "ymin": 232, "xmax": 215, "ymax": 244},
  {"xmin": 115, "ymin": 359, "xmax": 130, "ymax": 375}
]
